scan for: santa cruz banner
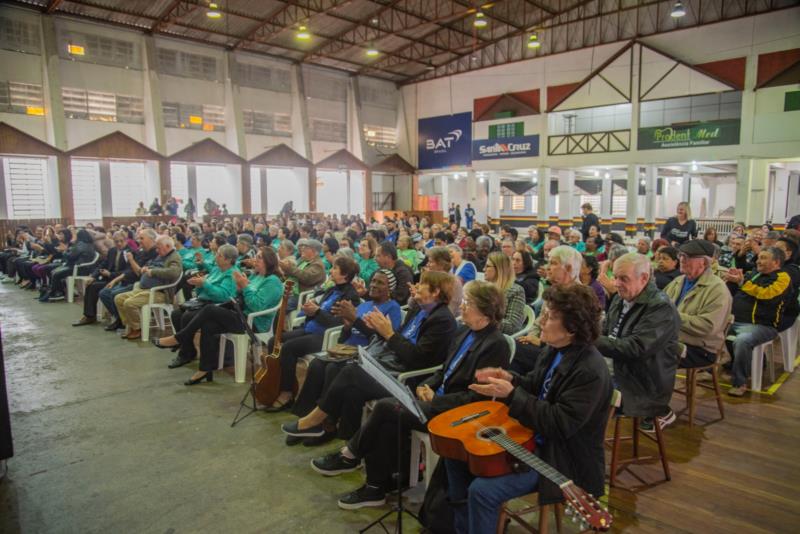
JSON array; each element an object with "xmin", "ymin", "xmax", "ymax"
[
  {"xmin": 471, "ymin": 135, "xmax": 540, "ymax": 160},
  {"xmin": 638, "ymin": 119, "xmax": 740, "ymax": 150}
]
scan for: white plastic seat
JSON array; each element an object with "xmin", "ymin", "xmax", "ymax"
[
  {"xmin": 776, "ymin": 320, "xmax": 798, "ymax": 374},
  {"xmin": 67, "ymin": 252, "xmax": 100, "ymax": 303},
  {"xmin": 475, "ymin": 272, "xmax": 485, "ymax": 281},
  {"xmin": 505, "ymin": 334, "xmax": 516, "ymax": 363},
  {"xmin": 409, "ymin": 430, "xmax": 439, "ymax": 490},
  {"xmin": 510, "ymin": 306, "xmax": 535, "ymax": 339},
  {"xmin": 287, "ymin": 289, "xmax": 316, "ymax": 331},
  {"xmin": 749, "ymin": 340, "xmax": 776, "ymax": 391},
  {"xmin": 140, "ymin": 277, "xmax": 182, "ymax": 342},
  {"xmin": 218, "ymin": 302, "xmax": 281, "ymax": 383}
]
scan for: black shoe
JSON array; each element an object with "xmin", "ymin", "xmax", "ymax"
[
  {"xmin": 281, "ymin": 420, "xmax": 325, "ymax": 438},
  {"xmin": 152, "ymin": 338, "xmax": 178, "ymax": 350},
  {"xmin": 168, "ymin": 356, "xmax": 193, "ymax": 369},
  {"xmin": 311, "ymin": 452, "xmax": 361, "ymax": 476},
  {"xmin": 337, "ymin": 484, "xmax": 386, "ymax": 510},
  {"xmin": 285, "ymin": 435, "xmax": 304, "ymax": 446},
  {"xmin": 47, "ymin": 293, "xmax": 64, "ymax": 301},
  {"xmin": 303, "ymin": 430, "xmax": 337, "ymax": 447},
  {"xmin": 263, "ymin": 399, "xmax": 294, "ymax": 413},
  {"xmin": 184, "ymin": 372, "xmax": 213, "ymax": 386},
  {"xmin": 72, "ymin": 317, "xmax": 96, "ymax": 327},
  {"xmin": 104, "ymin": 320, "xmax": 122, "ymax": 332}
]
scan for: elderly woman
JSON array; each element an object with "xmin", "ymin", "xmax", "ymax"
[
  {"xmin": 288, "ymin": 269, "xmax": 403, "ymax": 444},
  {"xmin": 637, "ymin": 236, "xmax": 653, "ymax": 258},
  {"xmin": 446, "ymin": 284, "xmax": 612, "ymax": 532},
  {"xmin": 512, "ymin": 245, "xmax": 583, "ymax": 375},
  {"xmin": 281, "ymin": 270, "xmax": 457, "ymax": 440},
  {"xmin": 311, "ymin": 281, "xmax": 511, "ymax": 509},
  {"xmin": 155, "ymin": 247, "xmax": 284, "ymax": 384},
  {"xmin": 158, "ymin": 243, "xmax": 239, "ymax": 368},
  {"xmin": 513, "ymin": 250, "xmax": 540, "ymax": 305},
  {"xmin": 265, "ymin": 257, "xmax": 361, "ymax": 411},
  {"xmin": 483, "ymin": 251, "xmax": 526, "ymax": 335},
  {"xmin": 566, "ymin": 229, "xmax": 586, "ymax": 252}
]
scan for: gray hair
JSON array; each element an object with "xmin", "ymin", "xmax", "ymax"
[
  {"xmin": 237, "ymin": 233, "xmax": 254, "ymax": 246},
  {"xmin": 217, "ymin": 243, "xmax": 239, "ymax": 264},
  {"xmin": 446, "ymin": 243, "xmax": 463, "ymax": 255},
  {"xmin": 476, "ymin": 235, "xmax": 493, "ymax": 250},
  {"xmin": 614, "ymin": 252, "xmax": 652, "ymax": 278},
  {"xmin": 112, "ymin": 231, "xmax": 127, "ymax": 241},
  {"xmin": 279, "ymin": 240, "xmax": 295, "ymax": 253},
  {"xmin": 549, "ymin": 245, "xmax": 583, "ymax": 282},
  {"xmin": 607, "ymin": 244, "xmax": 628, "ymax": 263},
  {"xmin": 140, "ymin": 228, "xmax": 157, "ymax": 241},
  {"xmin": 763, "ymin": 246, "xmax": 785, "ymax": 266},
  {"xmin": 155, "ymin": 234, "xmax": 174, "ymax": 250},
  {"xmin": 336, "ymin": 247, "xmax": 355, "ymax": 260}
]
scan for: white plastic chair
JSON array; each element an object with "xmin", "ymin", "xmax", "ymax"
[
  {"xmin": 475, "ymin": 272, "xmax": 486, "ymax": 281},
  {"xmin": 776, "ymin": 319, "xmax": 798, "ymax": 374},
  {"xmin": 288, "ymin": 289, "xmax": 316, "ymax": 330},
  {"xmin": 219, "ymin": 302, "xmax": 281, "ymax": 384},
  {"xmin": 67, "ymin": 252, "xmax": 100, "ymax": 303},
  {"xmin": 510, "ymin": 306, "xmax": 535, "ymax": 339},
  {"xmin": 140, "ymin": 276, "xmax": 182, "ymax": 342},
  {"xmin": 409, "ymin": 430, "xmax": 439, "ymax": 490},
  {"xmin": 505, "ymin": 333, "xmax": 517, "ymax": 363}
]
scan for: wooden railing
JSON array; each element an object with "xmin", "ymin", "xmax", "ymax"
[{"xmin": 548, "ymin": 129, "xmax": 631, "ymax": 155}]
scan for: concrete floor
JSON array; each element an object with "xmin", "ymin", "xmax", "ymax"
[{"xmin": 0, "ymin": 284, "xmax": 405, "ymax": 533}]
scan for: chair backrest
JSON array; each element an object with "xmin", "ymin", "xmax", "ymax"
[
  {"xmin": 504, "ymin": 334, "xmax": 516, "ymax": 363},
  {"xmin": 73, "ymin": 251, "xmax": 100, "ymax": 276},
  {"xmin": 715, "ymin": 314, "xmax": 735, "ymax": 363},
  {"xmin": 475, "ymin": 271, "xmax": 486, "ymax": 281},
  {"xmin": 510, "ymin": 306, "xmax": 536, "ymax": 338}
]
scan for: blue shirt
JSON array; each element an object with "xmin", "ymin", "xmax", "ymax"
[
  {"xmin": 303, "ymin": 290, "xmax": 342, "ymax": 335},
  {"xmin": 400, "ymin": 309, "xmax": 429, "ymax": 344},
  {"xmin": 346, "ymin": 300, "xmax": 402, "ymax": 347},
  {"xmin": 436, "ymin": 332, "xmax": 476, "ymax": 395},
  {"xmin": 536, "ymin": 351, "xmax": 563, "ymax": 446},
  {"xmin": 453, "ymin": 261, "xmax": 476, "ymax": 284},
  {"xmin": 677, "ymin": 277, "xmax": 698, "ymax": 305}
]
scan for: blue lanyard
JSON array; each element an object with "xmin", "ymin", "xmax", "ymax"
[
  {"xmin": 401, "ymin": 309, "xmax": 428, "ymax": 343},
  {"xmin": 539, "ymin": 351, "xmax": 563, "ymax": 400},
  {"xmin": 437, "ymin": 332, "xmax": 476, "ymax": 395}
]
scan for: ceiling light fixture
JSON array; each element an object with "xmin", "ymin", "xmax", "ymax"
[
  {"xmin": 604, "ymin": 171, "xmax": 611, "ymax": 179},
  {"xmin": 479, "ymin": 176, "xmax": 485, "ymax": 183},
  {"xmin": 366, "ymin": 47, "xmax": 379, "ymax": 57},
  {"xmin": 296, "ymin": 25, "xmax": 311, "ymax": 40},
  {"xmin": 206, "ymin": 2, "xmax": 222, "ymax": 19},
  {"xmin": 691, "ymin": 161, "xmax": 698, "ymax": 171},
  {"xmin": 670, "ymin": 1, "xmax": 686, "ymax": 18},
  {"xmin": 474, "ymin": 12, "xmax": 488, "ymax": 28},
  {"xmin": 527, "ymin": 33, "xmax": 541, "ymax": 49},
  {"xmin": 640, "ymin": 178, "xmax": 646, "ymax": 186},
  {"xmin": 425, "ymin": 61, "xmax": 435, "ymax": 71},
  {"xmin": 593, "ymin": 170, "xmax": 599, "ymax": 177}
]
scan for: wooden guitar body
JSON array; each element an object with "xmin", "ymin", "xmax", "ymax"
[
  {"xmin": 428, "ymin": 400, "xmax": 535, "ymax": 478},
  {"xmin": 254, "ymin": 280, "xmax": 294, "ymax": 407}
]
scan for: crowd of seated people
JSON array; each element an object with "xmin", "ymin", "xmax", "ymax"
[{"xmin": 3, "ymin": 204, "xmax": 800, "ymax": 532}]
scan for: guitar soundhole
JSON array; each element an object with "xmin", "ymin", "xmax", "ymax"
[{"xmin": 477, "ymin": 427, "xmax": 505, "ymax": 441}]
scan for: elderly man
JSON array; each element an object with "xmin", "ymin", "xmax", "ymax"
[
  {"xmin": 447, "ymin": 243, "xmax": 476, "ymax": 285},
  {"xmin": 236, "ymin": 233, "xmax": 256, "ymax": 272},
  {"xmin": 546, "ymin": 226, "xmax": 563, "ymax": 243},
  {"xmin": 500, "ymin": 239, "xmax": 515, "ymax": 258},
  {"xmin": 474, "ymin": 235, "xmax": 494, "ymax": 272},
  {"xmin": 664, "ymin": 240, "xmax": 732, "ymax": 369},
  {"xmin": 100, "ymin": 229, "xmax": 159, "ymax": 332},
  {"xmin": 418, "ymin": 246, "xmax": 462, "ymax": 317},
  {"xmin": 114, "ymin": 234, "xmax": 182, "ymax": 340},
  {"xmin": 596, "ymin": 253, "xmax": 680, "ymax": 432},
  {"xmin": 72, "ymin": 231, "xmax": 131, "ymax": 327},
  {"xmin": 374, "ymin": 241, "xmax": 413, "ymax": 305},
  {"xmin": 512, "ymin": 245, "xmax": 583, "ymax": 374},
  {"xmin": 724, "ymin": 247, "xmax": 792, "ymax": 396},
  {"xmin": 280, "ymin": 238, "xmax": 326, "ymax": 310}
]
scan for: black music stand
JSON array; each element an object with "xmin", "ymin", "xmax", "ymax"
[
  {"xmin": 230, "ymin": 298, "xmax": 263, "ymax": 427},
  {"xmin": 356, "ymin": 347, "xmax": 427, "ymax": 534}
]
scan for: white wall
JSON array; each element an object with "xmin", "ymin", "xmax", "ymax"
[{"xmin": 266, "ymin": 167, "xmax": 308, "ymax": 214}]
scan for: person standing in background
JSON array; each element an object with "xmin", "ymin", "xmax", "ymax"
[
  {"xmin": 464, "ymin": 203, "xmax": 475, "ymax": 230},
  {"xmin": 661, "ymin": 201, "xmax": 698, "ymax": 246}
]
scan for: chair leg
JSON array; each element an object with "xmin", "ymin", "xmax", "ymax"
[
  {"xmin": 553, "ymin": 503, "xmax": 564, "ymax": 534},
  {"xmin": 424, "ymin": 438, "xmax": 439, "ymax": 490},
  {"xmin": 632, "ymin": 418, "xmax": 640, "ymax": 459},
  {"xmin": 234, "ymin": 336, "xmax": 249, "ymax": 383},
  {"xmin": 218, "ymin": 335, "xmax": 227, "ymax": 371},
  {"xmin": 711, "ymin": 365, "xmax": 725, "ymax": 420},
  {"xmin": 67, "ymin": 277, "xmax": 75, "ymax": 303},
  {"xmin": 767, "ymin": 344, "xmax": 776, "ymax": 384},
  {"xmin": 751, "ymin": 345, "xmax": 764, "ymax": 392},
  {"xmin": 496, "ymin": 504, "xmax": 508, "ymax": 534},
  {"xmin": 409, "ymin": 433, "xmax": 421, "ymax": 489},
  {"xmin": 609, "ymin": 417, "xmax": 622, "ymax": 487},
  {"xmin": 653, "ymin": 419, "xmax": 671, "ymax": 481},
  {"xmin": 538, "ymin": 504, "xmax": 551, "ymax": 534},
  {"xmin": 687, "ymin": 369, "xmax": 697, "ymax": 428},
  {"xmin": 141, "ymin": 305, "xmax": 150, "ymax": 342}
]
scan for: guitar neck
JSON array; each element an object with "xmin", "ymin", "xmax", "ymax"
[{"xmin": 490, "ymin": 433, "xmax": 570, "ymax": 487}]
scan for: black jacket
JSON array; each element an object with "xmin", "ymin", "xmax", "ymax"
[
  {"xmin": 580, "ymin": 213, "xmax": 600, "ymax": 240},
  {"xmin": 779, "ymin": 264, "xmax": 800, "ymax": 331},
  {"xmin": 93, "ymin": 247, "xmax": 129, "ymax": 280},
  {"xmin": 654, "ymin": 268, "xmax": 680, "ymax": 290},
  {"xmin": 306, "ymin": 283, "xmax": 361, "ymax": 329},
  {"xmin": 421, "ymin": 324, "xmax": 511, "ymax": 416},
  {"xmin": 515, "ymin": 269, "xmax": 540, "ymax": 305},
  {"xmin": 121, "ymin": 247, "xmax": 158, "ymax": 285},
  {"xmin": 732, "ymin": 269, "xmax": 792, "ymax": 329},
  {"xmin": 379, "ymin": 302, "xmax": 456, "ymax": 372},
  {"xmin": 508, "ymin": 343, "xmax": 612, "ymax": 505},
  {"xmin": 392, "ymin": 259, "xmax": 414, "ymax": 305},
  {"xmin": 596, "ymin": 282, "xmax": 679, "ymax": 417},
  {"xmin": 65, "ymin": 241, "xmax": 95, "ymax": 268}
]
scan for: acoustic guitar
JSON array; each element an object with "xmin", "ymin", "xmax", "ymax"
[
  {"xmin": 254, "ymin": 280, "xmax": 294, "ymax": 406},
  {"xmin": 428, "ymin": 400, "xmax": 613, "ymax": 532}
]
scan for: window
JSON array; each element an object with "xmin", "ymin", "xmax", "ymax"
[
  {"xmin": 70, "ymin": 159, "xmax": 102, "ymax": 221},
  {"xmin": 3, "ymin": 157, "xmax": 49, "ymax": 219},
  {"xmin": 363, "ymin": 124, "xmax": 396, "ymax": 147},
  {"xmin": 162, "ymin": 102, "xmax": 225, "ymax": 130},
  {"xmin": 511, "ymin": 196, "xmax": 526, "ymax": 210},
  {"xmin": 156, "ymin": 48, "xmax": 219, "ymax": 81},
  {"xmin": 110, "ymin": 161, "xmax": 147, "ymax": 216},
  {"xmin": 60, "ymin": 30, "xmax": 139, "ymax": 69},
  {"xmin": 236, "ymin": 62, "xmax": 291, "ymax": 92},
  {"xmin": 639, "ymin": 92, "xmax": 742, "ymax": 127},
  {"xmin": 202, "ymin": 104, "xmax": 225, "ymax": 131},
  {"xmin": 0, "ymin": 81, "xmax": 44, "ymax": 115},
  {"xmin": 61, "ymin": 87, "xmax": 143, "ymax": 123},
  {"xmin": 548, "ymin": 104, "xmax": 632, "ymax": 135},
  {"xmin": 490, "ymin": 122, "xmax": 524, "ymax": 139},
  {"xmin": 162, "ymin": 102, "xmax": 179, "ymax": 128},
  {"xmin": 359, "ymin": 79, "xmax": 397, "ymax": 109},
  {"xmin": 243, "ymin": 109, "xmax": 291, "ymax": 136},
  {"xmin": 612, "ymin": 185, "xmax": 626, "ymax": 217},
  {"xmin": 311, "ymin": 119, "xmax": 346, "ymax": 142},
  {"xmin": 580, "ymin": 195, "xmax": 601, "ymax": 213},
  {"xmin": 0, "ymin": 16, "xmax": 40, "ymax": 54}
]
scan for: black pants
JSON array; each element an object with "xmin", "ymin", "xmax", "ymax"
[
  {"xmin": 0, "ymin": 252, "xmax": 13, "ymax": 274},
  {"xmin": 267, "ymin": 328, "xmax": 323, "ymax": 394},
  {"xmin": 510, "ymin": 342, "xmax": 541, "ymax": 375},
  {"xmin": 171, "ymin": 307, "xmax": 204, "ymax": 360},
  {"xmin": 348, "ymin": 397, "xmax": 428, "ymax": 491},
  {"xmin": 83, "ymin": 279, "xmax": 105, "ymax": 318},
  {"xmin": 174, "ymin": 305, "xmax": 245, "ymax": 371},
  {"xmin": 16, "ymin": 260, "xmax": 35, "ymax": 283},
  {"xmin": 318, "ymin": 364, "xmax": 390, "ymax": 440},
  {"xmin": 49, "ymin": 266, "xmax": 72, "ymax": 295},
  {"xmin": 292, "ymin": 357, "xmax": 348, "ymax": 417},
  {"xmin": 679, "ymin": 344, "xmax": 716, "ymax": 368}
]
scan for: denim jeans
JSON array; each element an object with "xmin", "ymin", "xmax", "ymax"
[
  {"xmin": 729, "ymin": 322, "xmax": 777, "ymax": 387},
  {"xmin": 99, "ymin": 284, "xmax": 132, "ymax": 320},
  {"xmin": 445, "ymin": 458, "xmax": 540, "ymax": 534}
]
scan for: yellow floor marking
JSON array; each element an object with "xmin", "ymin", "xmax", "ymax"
[{"xmin": 675, "ymin": 355, "xmax": 799, "ymax": 396}]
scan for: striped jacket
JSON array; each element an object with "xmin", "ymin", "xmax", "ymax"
[{"xmin": 732, "ymin": 270, "xmax": 792, "ymax": 328}]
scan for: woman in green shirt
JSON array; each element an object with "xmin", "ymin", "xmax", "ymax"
[
  {"xmin": 155, "ymin": 246, "xmax": 284, "ymax": 385},
  {"xmin": 356, "ymin": 237, "xmax": 378, "ymax": 285}
]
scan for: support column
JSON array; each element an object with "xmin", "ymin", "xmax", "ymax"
[
  {"xmin": 57, "ymin": 155, "xmax": 74, "ymax": 222},
  {"xmin": 143, "ymin": 35, "xmax": 166, "ymax": 155},
  {"xmin": 0, "ymin": 159, "xmax": 8, "ymax": 219},
  {"xmin": 224, "ymin": 51, "xmax": 247, "ymax": 160},
  {"xmin": 488, "ymin": 174, "xmax": 500, "ymax": 222},
  {"xmin": 349, "ymin": 78, "xmax": 367, "ymax": 161},
  {"xmin": 411, "ymin": 173, "xmax": 419, "ymax": 210},
  {"xmin": 308, "ymin": 166, "xmax": 317, "ymax": 212},
  {"xmin": 626, "ymin": 165, "xmax": 639, "ymax": 235},
  {"xmin": 187, "ymin": 164, "xmax": 197, "ymax": 209},
  {"xmin": 241, "ymin": 164, "xmax": 251, "ymax": 215},
  {"xmin": 558, "ymin": 169, "xmax": 575, "ymax": 227},
  {"xmin": 644, "ymin": 165, "xmax": 657, "ymax": 230},
  {"xmin": 99, "ymin": 160, "xmax": 112, "ymax": 218},
  {"xmin": 260, "ymin": 168, "xmax": 268, "ymax": 215},
  {"xmin": 292, "ymin": 65, "xmax": 313, "ymax": 160},
  {"xmin": 537, "ymin": 166, "xmax": 549, "ymax": 225},
  {"xmin": 601, "ymin": 173, "xmax": 612, "ymax": 225},
  {"xmin": 772, "ymin": 168, "xmax": 790, "ymax": 224},
  {"xmin": 440, "ymin": 175, "xmax": 450, "ymax": 222},
  {"xmin": 158, "ymin": 159, "xmax": 171, "ymax": 209},
  {"xmin": 681, "ymin": 173, "xmax": 691, "ymax": 202},
  {"xmin": 40, "ymin": 16, "xmax": 66, "ymax": 150},
  {"xmin": 365, "ymin": 169, "xmax": 373, "ymax": 220},
  {"xmin": 658, "ymin": 176, "xmax": 668, "ymax": 219},
  {"xmin": 467, "ymin": 170, "xmax": 477, "ymax": 212},
  {"xmin": 735, "ymin": 158, "xmax": 770, "ymax": 227}
]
